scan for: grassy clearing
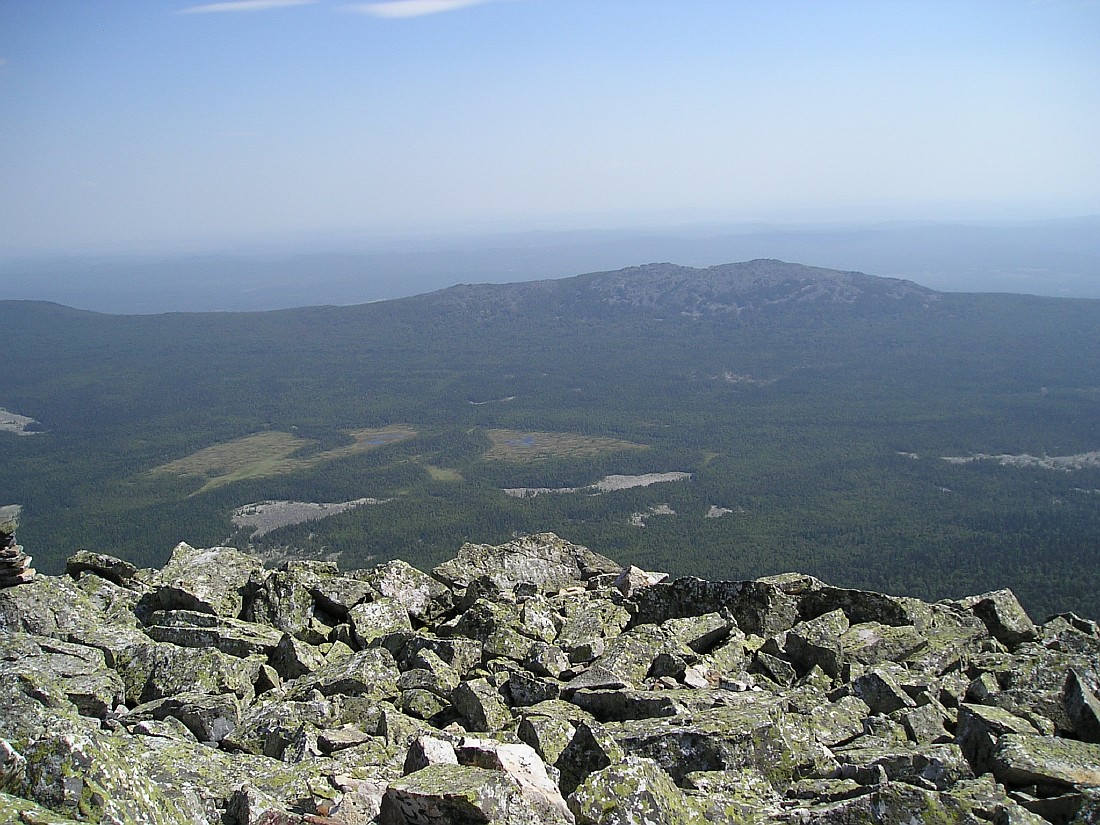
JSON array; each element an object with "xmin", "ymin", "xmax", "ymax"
[
  {"xmin": 152, "ymin": 426, "xmax": 416, "ymax": 493},
  {"xmin": 423, "ymin": 464, "xmax": 463, "ymax": 482},
  {"xmin": 483, "ymin": 428, "xmax": 644, "ymax": 463}
]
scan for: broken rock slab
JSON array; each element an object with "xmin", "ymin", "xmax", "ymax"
[
  {"xmin": 380, "ymin": 763, "xmax": 569, "ymax": 825},
  {"xmin": 140, "ymin": 542, "xmax": 264, "ymax": 618}
]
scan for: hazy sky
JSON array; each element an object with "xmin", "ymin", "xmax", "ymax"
[{"xmin": 2, "ymin": 0, "xmax": 1098, "ymax": 254}]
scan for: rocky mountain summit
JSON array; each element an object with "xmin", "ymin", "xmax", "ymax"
[
  {"xmin": 427, "ymin": 259, "xmax": 938, "ymax": 322},
  {"xmin": 1, "ymin": 533, "xmax": 1099, "ymax": 824}
]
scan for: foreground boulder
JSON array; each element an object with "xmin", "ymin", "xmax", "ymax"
[{"xmin": 1, "ymin": 533, "xmax": 1099, "ymax": 824}]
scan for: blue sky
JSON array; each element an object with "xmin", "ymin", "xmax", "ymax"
[{"xmin": 1, "ymin": 0, "xmax": 1098, "ymax": 254}]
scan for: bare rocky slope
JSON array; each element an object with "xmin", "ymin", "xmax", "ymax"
[{"xmin": 1, "ymin": 526, "xmax": 1099, "ymax": 824}]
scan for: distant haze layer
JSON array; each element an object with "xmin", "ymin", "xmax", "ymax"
[{"xmin": 1, "ymin": 218, "xmax": 1098, "ymax": 314}]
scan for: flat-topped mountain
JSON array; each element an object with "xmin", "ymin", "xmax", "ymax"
[
  {"xmin": 1, "ymin": 260, "xmax": 1099, "ymax": 619},
  {"xmin": 416, "ymin": 259, "xmax": 938, "ymax": 320}
]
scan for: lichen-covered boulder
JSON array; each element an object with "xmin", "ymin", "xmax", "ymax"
[
  {"xmin": 781, "ymin": 608, "xmax": 849, "ymax": 678},
  {"xmin": 629, "ymin": 577, "xmax": 800, "ymax": 638},
  {"xmin": 115, "ymin": 640, "xmax": 261, "ymax": 705},
  {"xmin": 833, "ymin": 742, "xmax": 973, "ymax": 790},
  {"xmin": 456, "ymin": 738, "xmax": 574, "ymax": 824},
  {"xmin": 0, "ymin": 574, "xmax": 145, "ymax": 655},
  {"xmin": 847, "ymin": 666, "xmax": 916, "ymax": 715},
  {"xmin": 140, "ymin": 542, "xmax": 264, "ymax": 617},
  {"xmin": 568, "ymin": 756, "xmax": 704, "ymax": 825},
  {"xmin": 608, "ymin": 696, "xmax": 824, "ymax": 789},
  {"xmin": 959, "ymin": 589, "xmax": 1039, "ymax": 650},
  {"xmin": 350, "ymin": 597, "xmax": 414, "ymax": 649},
  {"xmin": 840, "ymin": 620, "xmax": 927, "ymax": 666},
  {"xmin": 395, "ymin": 633, "xmax": 484, "ymax": 678},
  {"xmin": 0, "ymin": 790, "xmax": 83, "ymax": 824},
  {"xmin": 442, "ymin": 597, "xmax": 531, "ymax": 661},
  {"xmin": 366, "ymin": 559, "xmax": 450, "ymax": 623},
  {"xmin": 555, "ymin": 594, "xmax": 631, "ymax": 661},
  {"xmin": 991, "ymin": 733, "xmax": 1100, "ymax": 790},
  {"xmin": 380, "ymin": 763, "xmax": 552, "ymax": 824},
  {"xmin": 555, "ymin": 721, "xmax": 625, "ymax": 797},
  {"xmin": 17, "ymin": 731, "xmax": 211, "ymax": 824},
  {"xmin": 0, "ymin": 633, "xmax": 124, "ymax": 719},
  {"xmin": 517, "ymin": 702, "xmax": 587, "ymax": 766},
  {"xmin": 222, "ymin": 698, "xmax": 340, "ymax": 758},
  {"xmin": 242, "ymin": 565, "xmax": 315, "ymax": 637},
  {"xmin": 286, "ymin": 647, "xmax": 399, "ymax": 701},
  {"xmin": 127, "ymin": 690, "xmax": 243, "ymax": 744},
  {"xmin": 1065, "ymin": 668, "xmax": 1100, "ymax": 743},
  {"xmin": 432, "ymin": 533, "xmax": 619, "ymax": 594},
  {"xmin": 144, "ymin": 609, "xmax": 283, "ymax": 658},
  {"xmin": 451, "ymin": 677, "xmax": 512, "ymax": 733},
  {"xmin": 65, "ymin": 550, "xmax": 140, "ymax": 588}
]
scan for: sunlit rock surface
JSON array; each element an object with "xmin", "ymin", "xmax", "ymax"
[{"xmin": 1, "ymin": 532, "xmax": 1098, "ymax": 823}]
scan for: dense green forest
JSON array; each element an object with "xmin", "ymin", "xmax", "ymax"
[{"xmin": 2, "ymin": 260, "xmax": 1099, "ymax": 619}]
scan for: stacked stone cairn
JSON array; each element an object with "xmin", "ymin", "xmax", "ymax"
[
  {"xmin": 0, "ymin": 520, "xmax": 34, "ymax": 588},
  {"xmin": 1, "ymin": 532, "xmax": 1099, "ymax": 824}
]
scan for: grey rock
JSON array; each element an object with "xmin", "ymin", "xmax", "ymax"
[
  {"xmin": 6, "ymin": 533, "xmax": 1100, "ymax": 825},
  {"xmin": 349, "ymin": 597, "xmax": 414, "ymax": 649},
  {"xmin": 268, "ymin": 632, "xmax": 327, "ymax": 681},
  {"xmin": 307, "ymin": 573, "xmax": 375, "ymax": 618},
  {"xmin": 65, "ymin": 550, "xmax": 139, "ymax": 587},
  {"xmin": 287, "ymin": 646, "xmax": 400, "ymax": 700},
  {"xmin": 0, "ymin": 573, "xmax": 146, "ymax": 655},
  {"xmin": 506, "ymin": 670, "xmax": 562, "ymax": 707},
  {"xmin": 564, "ymin": 664, "xmax": 633, "ymax": 692},
  {"xmin": 897, "ymin": 700, "xmax": 953, "ymax": 745},
  {"xmin": 127, "ymin": 690, "xmax": 242, "ymax": 743},
  {"xmin": 569, "ymin": 756, "xmax": 703, "ymax": 824},
  {"xmin": 443, "ymin": 597, "xmax": 531, "ymax": 661},
  {"xmin": 799, "ymin": 585, "xmax": 933, "ymax": 630},
  {"xmin": 402, "ymin": 734, "xmax": 458, "ymax": 773},
  {"xmin": 568, "ymin": 689, "xmax": 686, "ymax": 723},
  {"xmin": 114, "ymin": 642, "xmax": 261, "ymax": 708},
  {"xmin": 367, "ymin": 558, "xmax": 450, "ymax": 623},
  {"xmin": 782, "ymin": 608, "xmax": 849, "ymax": 678},
  {"xmin": 455, "ymin": 738, "xmax": 574, "ymax": 824},
  {"xmin": 1065, "ymin": 668, "xmax": 1100, "ymax": 743},
  {"xmin": 451, "ymin": 677, "xmax": 512, "ymax": 732},
  {"xmin": 144, "ymin": 609, "xmax": 283, "ymax": 658},
  {"xmin": 555, "ymin": 721, "xmax": 625, "ymax": 797},
  {"xmin": 613, "ymin": 566, "xmax": 668, "ymax": 598},
  {"xmin": 840, "ymin": 620, "xmax": 928, "ymax": 665},
  {"xmin": 432, "ymin": 533, "xmax": 620, "ymax": 594},
  {"xmin": 380, "ymin": 763, "xmax": 550, "ymax": 825},
  {"xmin": 517, "ymin": 704, "xmax": 583, "ymax": 765},
  {"xmin": 992, "ymin": 733, "xmax": 1100, "ymax": 790},
  {"xmin": 0, "ymin": 633, "xmax": 124, "ymax": 719},
  {"xmin": 242, "ymin": 566, "xmax": 314, "ymax": 638},
  {"xmin": 629, "ymin": 577, "xmax": 800, "ymax": 637},
  {"xmin": 849, "ymin": 666, "xmax": 916, "ymax": 715},
  {"xmin": 223, "ymin": 698, "xmax": 340, "ymax": 758},
  {"xmin": 141, "ymin": 542, "xmax": 263, "ymax": 617},
  {"xmin": 960, "ymin": 589, "xmax": 1039, "ymax": 650},
  {"xmin": 833, "ymin": 742, "xmax": 974, "ymax": 790},
  {"xmin": 397, "ymin": 633, "xmax": 484, "ymax": 677}
]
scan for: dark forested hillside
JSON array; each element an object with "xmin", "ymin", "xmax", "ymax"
[{"xmin": 2, "ymin": 260, "xmax": 1099, "ymax": 618}]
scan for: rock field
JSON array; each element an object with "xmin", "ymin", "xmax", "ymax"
[{"xmin": 1, "ymin": 530, "xmax": 1099, "ymax": 824}]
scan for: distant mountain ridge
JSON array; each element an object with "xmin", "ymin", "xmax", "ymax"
[{"xmin": 423, "ymin": 259, "xmax": 940, "ymax": 321}]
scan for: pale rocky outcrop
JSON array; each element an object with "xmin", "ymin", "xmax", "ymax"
[{"xmin": 0, "ymin": 532, "xmax": 1098, "ymax": 824}]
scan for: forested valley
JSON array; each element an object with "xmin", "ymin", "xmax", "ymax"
[{"xmin": 2, "ymin": 260, "xmax": 1099, "ymax": 619}]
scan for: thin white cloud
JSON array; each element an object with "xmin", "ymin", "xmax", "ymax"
[
  {"xmin": 346, "ymin": 0, "xmax": 497, "ymax": 19},
  {"xmin": 178, "ymin": 0, "xmax": 316, "ymax": 14}
]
